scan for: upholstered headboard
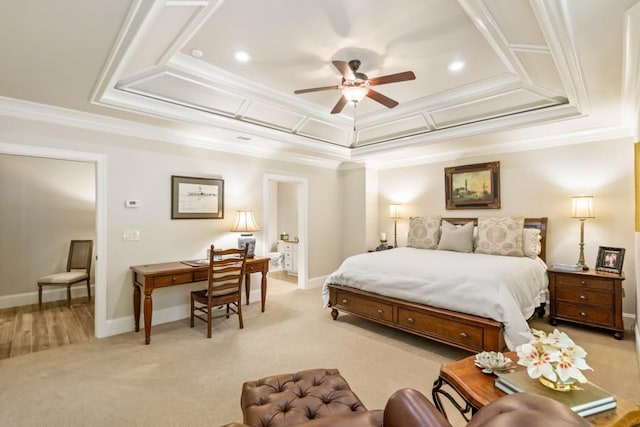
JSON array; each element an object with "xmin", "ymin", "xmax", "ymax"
[{"xmin": 442, "ymin": 217, "xmax": 548, "ymax": 262}]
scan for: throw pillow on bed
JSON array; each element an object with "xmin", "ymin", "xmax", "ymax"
[
  {"xmin": 475, "ymin": 216, "xmax": 525, "ymax": 257},
  {"xmin": 437, "ymin": 220, "xmax": 474, "ymax": 253},
  {"xmin": 407, "ymin": 216, "xmax": 442, "ymax": 249},
  {"xmin": 523, "ymin": 228, "xmax": 542, "ymax": 258}
]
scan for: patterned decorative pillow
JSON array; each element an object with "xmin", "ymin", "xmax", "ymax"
[
  {"xmin": 523, "ymin": 228, "xmax": 542, "ymax": 259},
  {"xmin": 475, "ymin": 216, "xmax": 525, "ymax": 257},
  {"xmin": 407, "ymin": 216, "xmax": 442, "ymax": 249},
  {"xmin": 437, "ymin": 220, "xmax": 474, "ymax": 253}
]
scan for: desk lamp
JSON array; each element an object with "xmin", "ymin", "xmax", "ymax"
[{"xmin": 231, "ymin": 209, "xmax": 260, "ymax": 257}]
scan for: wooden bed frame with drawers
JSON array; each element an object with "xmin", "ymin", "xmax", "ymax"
[{"xmin": 327, "ymin": 217, "xmax": 548, "ymax": 353}]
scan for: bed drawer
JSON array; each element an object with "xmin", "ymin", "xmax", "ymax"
[
  {"xmin": 333, "ymin": 289, "xmax": 393, "ymax": 322},
  {"xmin": 555, "ymin": 287, "xmax": 612, "ymax": 307},
  {"xmin": 397, "ymin": 307, "xmax": 484, "ymax": 349},
  {"xmin": 555, "ymin": 303, "xmax": 613, "ymax": 326}
]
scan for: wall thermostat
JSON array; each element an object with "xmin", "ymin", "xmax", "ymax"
[{"xmin": 125, "ymin": 199, "xmax": 141, "ymax": 208}]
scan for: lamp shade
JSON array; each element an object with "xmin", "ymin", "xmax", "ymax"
[
  {"xmin": 342, "ymin": 86, "xmax": 368, "ymax": 103},
  {"xmin": 231, "ymin": 210, "xmax": 260, "ymax": 257},
  {"xmin": 230, "ymin": 210, "xmax": 260, "ymax": 233},
  {"xmin": 389, "ymin": 204, "xmax": 402, "ymax": 219},
  {"xmin": 571, "ymin": 196, "xmax": 595, "ymax": 219}
]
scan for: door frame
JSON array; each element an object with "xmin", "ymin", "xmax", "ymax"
[
  {"xmin": 263, "ymin": 173, "xmax": 308, "ymax": 288},
  {"xmin": 0, "ymin": 142, "xmax": 108, "ymax": 338}
]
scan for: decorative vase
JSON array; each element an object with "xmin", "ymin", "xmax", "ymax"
[{"xmin": 539, "ymin": 376, "xmax": 579, "ymax": 392}]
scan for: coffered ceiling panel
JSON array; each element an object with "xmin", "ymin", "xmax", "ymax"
[{"xmin": 1, "ymin": 0, "xmax": 638, "ymax": 167}]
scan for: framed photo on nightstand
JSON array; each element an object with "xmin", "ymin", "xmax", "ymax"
[{"xmin": 595, "ymin": 246, "xmax": 625, "ymax": 274}]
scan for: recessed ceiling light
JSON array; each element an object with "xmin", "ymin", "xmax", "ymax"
[
  {"xmin": 448, "ymin": 61, "xmax": 466, "ymax": 72},
  {"xmin": 191, "ymin": 49, "xmax": 203, "ymax": 58},
  {"xmin": 234, "ymin": 51, "xmax": 251, "ymax": 63}
]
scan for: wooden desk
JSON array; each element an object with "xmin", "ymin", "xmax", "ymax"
[
  {"xmin": 130, "ymin": 257, "xmax": 269, "ymax": 344},
  {"xmin": 432, "ymin": 352, "xmax": 640, "ymax": 426}
]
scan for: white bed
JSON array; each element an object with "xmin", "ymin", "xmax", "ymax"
[{"xmin": 323, "ymin": 247, "xmax": 548, "ymax": 350}]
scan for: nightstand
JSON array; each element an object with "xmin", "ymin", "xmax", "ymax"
[{"xmin": 547, "ymin": 268, "xmax": 625, "ymax": 339}]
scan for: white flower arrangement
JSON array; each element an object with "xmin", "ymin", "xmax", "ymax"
[{"xmin": 516, "ymin": 328, "xmax": 592, "ymax": 387}]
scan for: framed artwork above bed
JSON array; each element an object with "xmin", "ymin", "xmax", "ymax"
[{"xmin": 445, "ymin": 161, "xmax": 500, "ymax": 209}]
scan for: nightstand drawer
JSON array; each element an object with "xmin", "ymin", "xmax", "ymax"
[
  {"xmin": 556, "ymin": 303, "xmax": 613, "ymax": 326},
  {"xmin": 555, "ymin": 287, "xmax": 612, "ymax": 307},
  {"xmin": 554, "ymin": 274, "xmax": 613, "ymax": 291}
]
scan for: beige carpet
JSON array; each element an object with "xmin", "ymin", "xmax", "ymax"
[{"xmin": 0, "ymin": 279, "xmax": 637, "ymax": 426}]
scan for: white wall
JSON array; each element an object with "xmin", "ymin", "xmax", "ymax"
[
  {"xmin": 0, "ymin": 154, "xmax": 95, "ymax": 297},
  {"xmin": 378, "ymin": 137, "xmax": 637, "ymax": 324}
]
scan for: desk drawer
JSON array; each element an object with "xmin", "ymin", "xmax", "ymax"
[
  {"xmin": 154, "ymin": 272, "xmax": 194, "ymax": 287},
  {"xmin": 398, "ymin": 307, "xmax": 484, "ymax": 348},
  {"xmin": 245, "ymin": 261, "xmax": 266, "ymax": 274}
]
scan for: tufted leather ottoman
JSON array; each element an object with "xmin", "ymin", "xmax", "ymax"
[{"xmin": 240, "ymin": 368, "xmax": 368, "ymax": 427}]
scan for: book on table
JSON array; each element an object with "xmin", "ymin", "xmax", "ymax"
[
  {"xmin": 495, "ymin": 370, "xmax": 616, "ymax": 417},
  {"xmin": 551, "ymin": 263, "xmax": 583, "ymax": 272}
]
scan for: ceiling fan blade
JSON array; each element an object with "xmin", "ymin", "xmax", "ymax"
[
  {"xmin": 330, "ymin": 95, "xmax": 348, "ymax": 114},
  {"xmin": 294, "ymin": 85, "xmax": 340, "ymax": 94},
  {"xmin": 366, "ymin": 89, "xmax": 399, "ymax": 108},
  {"xmin": 332, "ymin": 60, "xmax": 355, "ymax": 80},
  {"xmin": 368, "ymin": 71, "xmax": 416, "ymax": 86}
]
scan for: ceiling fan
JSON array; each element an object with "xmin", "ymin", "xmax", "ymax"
[{"xmin": 294, "ymin": 59, "xmax": 416, "ymax": 114}]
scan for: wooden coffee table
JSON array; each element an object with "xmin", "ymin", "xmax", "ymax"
[{"xmin": 432, "ymin": 352, "xmax": 640, "ymax": 426}]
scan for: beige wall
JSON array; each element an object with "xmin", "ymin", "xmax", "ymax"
[
  {"xmin": 0, "ymin": 115, "xmax": 345, "ymax": 325},
  {"xmin": 277, "ymin": 182, "xmax": 298, "ymax": 242},
  {"xmin": 0, "ymin": 154, "xmax": 95, "ymax": 297},
  {"xmin": 378, "ymin": 138, "xmax": 637, "ymax": 322}
]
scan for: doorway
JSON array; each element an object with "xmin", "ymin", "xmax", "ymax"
[
  {"xmin": 263, "ymin": 174, "xmax": 308, "ymax": 289},
  {"xmin": 0, "ymin": 142, "xmax": 107, "ymax": 339}
]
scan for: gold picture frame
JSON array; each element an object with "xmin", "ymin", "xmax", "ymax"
[{"xmin": 444, "ymin": 161, "xmax": 500, "ymax": 209}]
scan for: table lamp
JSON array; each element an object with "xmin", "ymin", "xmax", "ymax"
[
  {"xmin": 571, "ymin": 195, "xmax": 594, "ymax": 270},
  {"xmin": 231, "ymin": 209, "xmax": 260, "ymax": 257},
  {"xmin": 389, "ymin": 204, "xmax": 402, "ymax": 248}
]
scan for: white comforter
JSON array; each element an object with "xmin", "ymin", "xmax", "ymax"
[{"xmin": 322, "ymin": 247, "xmax": 549, "ymax": 350}]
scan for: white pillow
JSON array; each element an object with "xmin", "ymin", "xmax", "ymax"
[
  {"xmin": 407, "ymin": 216, "xmax": 442, "ymax": 249},
  {"xmin": 474, "ymin": 216, "xmax": 525, "ymax": 257},
  {"xmin": 437, "ymin": 220, "xmax": 474, "ymax": 253},
  {"xmin": 523, "ymin": 228, "xmax": 542, "ymax": 259}
]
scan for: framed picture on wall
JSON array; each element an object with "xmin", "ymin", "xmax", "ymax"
[
  {"xmin": 171, "ymin": 175, "xmax": 224, "ymax": 219},
  {"xmin": 595, "ymin": 246, "xmax": 625, "ymax": 274},
  {"xmin": 444, "ymin": 161, "xmax": 500, "ymax": 209}
]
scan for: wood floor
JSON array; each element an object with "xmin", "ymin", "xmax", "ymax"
[{"xmin": 0, "ymin": 298, "xmax": 94, "ymax": 360}]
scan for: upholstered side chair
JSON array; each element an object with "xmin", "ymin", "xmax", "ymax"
[{"xmin": 37, "ymin": 240, "xmax": 93, "ymax": 308}]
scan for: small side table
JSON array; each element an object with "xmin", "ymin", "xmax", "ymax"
[
  {"xmin": 547, "ymin": 268, "xmax": 625, "ymax": 339},
  {"xmin": 431, "ymin": 352, "xmax": 640, "ymax": 426}
]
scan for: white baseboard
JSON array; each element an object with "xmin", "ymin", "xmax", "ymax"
[
  {"xmin": 0, "ymin": 284, "xmax": 94, "ymax": 309},
  {"xmin": 304, "ymin": 275, "xmax": 326, "ymax": 289},
  {"xmin": 105, "ymin": 287, "xmax": 264, "ymax": 337}
]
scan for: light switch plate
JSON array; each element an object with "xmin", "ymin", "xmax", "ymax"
[
  {"xmin": 123, "ymin": 230, "xmax": 140, "ymax": 241},
  {"xmin": 125, "ymin": 199, "xmax": 140, "ymax": 208}
]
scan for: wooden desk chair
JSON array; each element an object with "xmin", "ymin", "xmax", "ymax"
[
  {"xmin": 190, "ymin": 244, "xmax": 248, "ymax": 338},
  {"xmin": 38, "ymin": 240, "xmax": 93, "ymax": 308}
]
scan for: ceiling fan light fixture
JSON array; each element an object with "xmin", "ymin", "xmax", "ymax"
[{"xmin": 342, "ymin": 85, "xmax": 368, "ymax": 103}]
